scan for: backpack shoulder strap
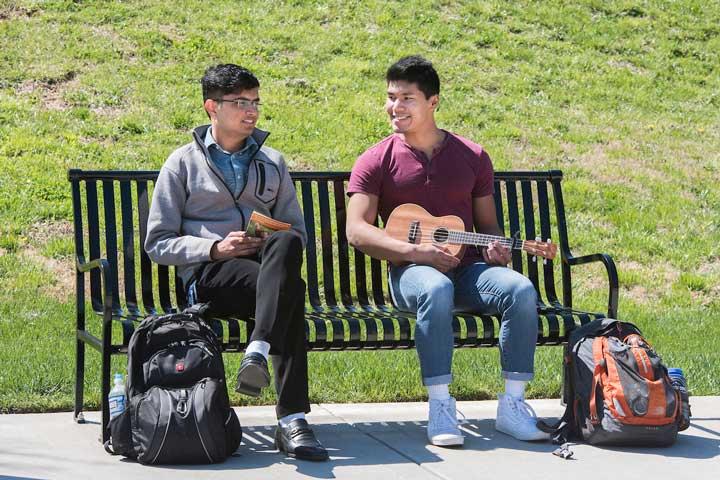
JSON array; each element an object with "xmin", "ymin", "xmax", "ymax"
[
  {"xmin": 126, "ymin": 314, "xmax": 158, "ymax": 396},
  {"xmin": 184, "ymin": 302, "xmax": 210, "ymax": 317},
  {"xmin": 537, "ymin": 403, "xmax": 574, "ymax": 445},
  {"xmin": 537, "ymin": 343, "xmax": 578, "ymax": 444},
  {"xmin": 589, "ymin": 337, "xmax": 608, "ymax": 425}
]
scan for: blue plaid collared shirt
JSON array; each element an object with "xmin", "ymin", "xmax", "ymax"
[{"xmin": 204, "ymin": 127, "xmax": 259, "ymax": 197}]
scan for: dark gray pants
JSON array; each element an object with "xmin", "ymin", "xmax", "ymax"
[{"xmin": 193, "ymin": 230, "xmax": 309, "ymax": 419}]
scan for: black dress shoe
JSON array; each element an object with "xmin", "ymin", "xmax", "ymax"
[
  {"xmin": 275, "ymin": 418, "xmax": 329, "ymax": 461},
  {"xmin": 235, "ymin": 352, "xmax": 270, "ymax": 397}
]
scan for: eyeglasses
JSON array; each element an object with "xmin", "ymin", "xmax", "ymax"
[{"xmin": 214, "ymin": 98, "xmax": 262, "ymax": 110}]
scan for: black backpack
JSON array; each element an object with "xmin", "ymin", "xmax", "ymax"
[
  {"xmin": 104, "ymin": 305, "xmax": 242, "ymax": 464},
  {"xmin": 539, "ymin": 318, "xmax": 679, "ymax": 447}
]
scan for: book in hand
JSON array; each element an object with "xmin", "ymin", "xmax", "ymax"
[{"xmin": 245, "ymin": 211, "xmax": 291, "ymax": 237}]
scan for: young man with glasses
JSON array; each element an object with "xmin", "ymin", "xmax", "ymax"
[
  {"xmin": 145, "ymin": 63, "xmax": 328, "ymax": 461},
  {"xmin": 346, "ymin": 56, "xmax": 550, "ymax": 447}
]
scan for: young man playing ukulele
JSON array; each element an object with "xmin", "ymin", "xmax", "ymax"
[{"xmin": 346, "ymin": 56, "xmax": 549, "ymax": 446}]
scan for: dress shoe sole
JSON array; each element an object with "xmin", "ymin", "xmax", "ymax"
[
  {"xmin": 275, "ymin": 431, "xmax": 329, "ymax": 462},
  {"xmin": 235, "ymin": 362, "xmax": 270, "ymax": 397}
]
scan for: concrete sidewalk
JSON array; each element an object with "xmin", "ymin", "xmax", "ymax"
[{"xmin": 1, "ymin": 397, "xmax": 718, "ymax": 479}]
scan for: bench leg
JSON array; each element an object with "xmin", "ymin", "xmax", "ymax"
[
  {"xmin": 101, "ymin": 317, "xmax": 112, "ymax": 443},
  {"xmin": 74, "ymin": 280, "xmax": 86, "ymax": 425},
  {"xmin": 74, "ymin": 334, "xmax": 85, "ymax": 424}
]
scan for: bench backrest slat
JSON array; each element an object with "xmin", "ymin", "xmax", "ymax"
[
  {"xmin": 333, "ymin": 179, "xmax": 353, "ymax": 307},
  {"xmin": 157, "ymin": 263, "xmax": 174, "ymax": 314},
  {"xmin": 521, "ymin": 180, "xmax": 540, "ymax": 289},
  {"xmin": 119, "ymin": 181, "xmax": 140, "ymax": 317},
  {"xmin": 101, "ymin": 180, "xmax": 122, "ymax": 315},
  {"xmin": 353, "ymin": 246, "xmax": 370, "ymax": 307},
  {"xmin": 537, "ymin": 181, "xmax": 560, "ymax": 304},
  {"xmin": 505, "ymin": 180, "xmax": 523, "ymax": 272},
  {"xmin": 317, "ymin": 181, "xmax": 338, "ymax": 308},
  {"xmin": 299, "ymin": 181, "xmax": 321, "ymax": 308},
  {"xmin": 86, "ymin": 180, "xmax": 103, "ymax": 313},
  {"xmin": 69, "ymin": 169, "xmax": 571, "ymax": 319},
  {"xmin": 370, "ymin": 248, "xmax": 387, "ymax": 308},
  {"xmin": 550, "ymin": 175, "xmax": 573, "ymax": 309},
  {"xmin": 493, "ymin": 179, "xmax": 505, "ymax": 234},
  {"xmin": 136, "ymin": 180, "xmax": 157, "ymax": 315}
]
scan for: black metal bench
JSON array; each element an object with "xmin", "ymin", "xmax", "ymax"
[{"xmin": 68, "ymin": 168, "xmax": 618, "ymax": 441}]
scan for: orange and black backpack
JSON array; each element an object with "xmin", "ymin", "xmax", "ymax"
[{"xmin": 539, "ymin": 318, "xmax": 680, "ymax": 446}]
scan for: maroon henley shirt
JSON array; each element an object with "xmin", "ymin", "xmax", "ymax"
[{"xmin": 347, "ymin": 131, "xmax": 495, "ymax": 266}]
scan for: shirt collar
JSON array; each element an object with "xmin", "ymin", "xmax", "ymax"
[
  {"xmin": 395, "ymin": 129, "xmax": 450, "ymax": 160},
  {"xmin": 205, "ymin": 127, "xmax": 258, "ymax": 156}
]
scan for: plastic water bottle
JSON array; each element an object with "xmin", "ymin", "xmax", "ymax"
[
  {"xmin": 667, "ymin": 368, "xmax": 691, "ymax": 431},
  {"xmin": 108, "ymin": 373, "xmax": 126, "ymax": 420}
]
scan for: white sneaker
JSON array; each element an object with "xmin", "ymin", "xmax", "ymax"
[
  {"xmin": 427, "ymin": 397, "xmax": 464, "ymax": 446},
  {"xmin": 495, "ymin": 393, "xmax": 551, "ymax": 441}
]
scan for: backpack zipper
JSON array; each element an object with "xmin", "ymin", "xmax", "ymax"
[
  {"xmin": 150, "ymin": 389, "xmax": 174, "ymax": 464},
  {"xmin": 193, "ymin": 380, "xmax": 214, "ymax": 463}
]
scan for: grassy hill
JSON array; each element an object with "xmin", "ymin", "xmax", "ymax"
[{"xmin": 1, "ymin": 0, "xmax": 719, "ymax": 412}]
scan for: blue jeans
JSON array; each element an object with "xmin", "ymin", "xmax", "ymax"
[{"xmin": 389, "ymin": 262, "xmax": 539, "ymax": 386}]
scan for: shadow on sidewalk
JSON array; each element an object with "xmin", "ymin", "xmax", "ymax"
[
  {"xmin": 591, "ymin": 418, "xmax": 720, "ymax": 460},
  {"xmin": 57, "ymin": 416, "xmax": 719, "ymax": 478}
]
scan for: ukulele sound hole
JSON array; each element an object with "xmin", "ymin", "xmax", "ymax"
[{"xmin": 432, "ymin": 227, "xmax": 449, "ymax": 244}]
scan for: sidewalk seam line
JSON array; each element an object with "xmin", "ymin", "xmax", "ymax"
[{"xmin": 316, "ymin": 403, "xmax": 452, "ymax": 480}]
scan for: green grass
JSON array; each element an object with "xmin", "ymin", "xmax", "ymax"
[{"xmin": 1, "ymin": 0, "xmax": 719, "ymax": 412}]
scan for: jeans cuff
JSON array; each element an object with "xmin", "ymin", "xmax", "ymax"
[
  {"xmin": 422, "ymin": 373, "xmax": 453, "ymax": 386},
  {"xmin": 502, "ymin": 371, "xmax": 534, "ymax": 381}
]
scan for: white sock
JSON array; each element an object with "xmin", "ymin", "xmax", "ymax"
[
  {"xmin": 279, "ymin": 412, "xmax": 306, "ymax": 428},
  {"xmin": 427, "ymin": 384, "xmax": 451, "ymax": 401},
  {"xmin": 245, "ymin": 340, "xmax": 270, "ymax": 360},
  {"xmin": 505, "ymin": 379, "xmax": 527, "ymax": 399}
]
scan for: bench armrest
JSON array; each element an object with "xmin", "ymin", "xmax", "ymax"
[
  {"xmin": 565, "ymin": 252, "xmax": 619, "ymax": 318},
  {"xmin": 76, "ymin": 255, "xmax": 115, "ymax": 324},
  {"xmin": 76, "ymin": 256, "xmax": 108, "ymax": 273}
]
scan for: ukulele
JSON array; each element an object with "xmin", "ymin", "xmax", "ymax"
[{"xmin": 384, "ymin": 203, "xmax": 557, "ymax": 262}]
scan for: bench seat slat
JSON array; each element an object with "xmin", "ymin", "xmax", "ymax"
[{"xmin": 94, "ymin": 306, "xmax": 603, "ymax": 351}]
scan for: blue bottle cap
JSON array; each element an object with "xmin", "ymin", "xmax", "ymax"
[{"xmin": 668, "ymin": 368, "xmax": 684, "ymax": 376}]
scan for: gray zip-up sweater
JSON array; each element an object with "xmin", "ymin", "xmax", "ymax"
[{"xmin": 145, "ymin": 125, "xmax": 307, "ymax": 285}]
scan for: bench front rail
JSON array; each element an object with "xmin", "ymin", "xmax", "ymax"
[{"xmin": 68, "ymin": 168, "xmax": 618, "ymax": 441}]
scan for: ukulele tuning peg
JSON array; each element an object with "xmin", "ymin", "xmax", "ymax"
[
  {"xmin": 543, "ymin": 258, "xmax": 548, "ymax": 265},
  {"xmin": 535, "ymin": 236, "xmax": 541, "ymax": 242},
  {"xmin": 532, "ymin": 255, "xmax": 537, "ymax": 263}
]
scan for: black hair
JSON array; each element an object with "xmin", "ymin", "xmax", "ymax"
[
  {"xmin": 385, "ymin": 55, "xmax": 440, "ymax": 99},
  {"xmin": 201, "ymin": 64, "xmax": 260, "ymax": 101}
]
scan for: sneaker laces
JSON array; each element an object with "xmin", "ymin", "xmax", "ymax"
[
  {"xmin": 431, "ymin": 399, "xmax": 464, "ymax": 430},
  {"xmin": 456, "ymin": 407, "xmax": 468, "ymax": 426},
  {"xmin": 507, "ymin": 396, "xmax": 539, "ymax": 423}
]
